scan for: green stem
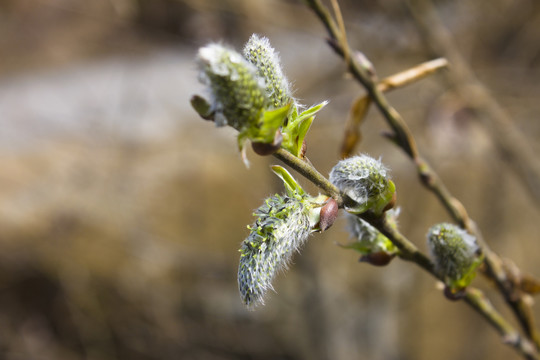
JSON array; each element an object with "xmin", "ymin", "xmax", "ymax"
[
  {"xmin": 361, "ymin": 211, "xmax": 434, "ymax": 273},
  {"xmin": 273, "ymin": 149, "xmax": 343, "ymax": 205},
  {"xmin": 272, "ymin": 145, "xmax": 537, "ymax": 359}
]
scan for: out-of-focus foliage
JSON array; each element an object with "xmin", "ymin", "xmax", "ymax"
[{"xmin": 0, "ymin": 0, "xmax": 539, "ymax": 359}]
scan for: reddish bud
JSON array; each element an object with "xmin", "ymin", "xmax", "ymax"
[
  {"xmin": 318, "ymin": 198, "xmax": 338, "ymax": 232},
  {"xmin": 359, "ymin": 251, "xmax": 394, "ymax": 266},
  {"xmin": 251, "ymin": 130, "xmax": 283, "ymax": 156},
  {"xmin": 443, "ymin": 285, "xmax": 466, "ymax": 301},
  {"xmin": 299, "ymin": 140, "xmax": 307, "ymax": 159}
]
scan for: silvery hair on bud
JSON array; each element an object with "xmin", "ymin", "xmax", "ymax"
[
  {"xmin": 427, "ymin": 223, "xmax": 479, "ymax": 280},
  {"xmin": 238, "ymin": 194, "xmax": 311, "ymax": 308},
  {"xmin": 196, "ymin": 43, "xmax": 266, "ymax": 129},
  {"xmin": 329, "ymin": 154, "xmax": 390, "ymax": 205},
  {"xmin": 243, "ymin": 34, "xmax": 293, "ymax": 109}
]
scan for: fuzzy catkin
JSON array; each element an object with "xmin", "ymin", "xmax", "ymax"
[
  {"xmin": 427, "ymin": 223, "xmax": 479, "ymax": 281},
  {"xmin": 197, "ymin": 43, "xmax": 267, "ymax": 130},
  {"xmin": 329, "ymin": 155, "xmax": 390, "ymax": 205},
  {"xmin": 238, "ymin": 193, "xmax": 311, "ymax": 307},
  {"xmin": 243, "ymin": 34, "xmax": 293, "ymax": 109}
]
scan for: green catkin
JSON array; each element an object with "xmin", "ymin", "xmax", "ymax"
[
  {"xmin": 427, "ymin": 223, "xmax": 482, "ymax": 289},
  {"xmin": 197, "ymin": 43, "xmax": 267, "ymax": 130},
  {"xmin": 238, "ymin": 193, "xmax": 311, "ymax": 307},
  {"xmin": 329, "ymin": 154, "xmax": 395, "ymax": 215},
  {"xmin": 243, "ymin": 34, "xmax": 293, "ymax": 109},
  {"xmin": 330, "ymin": 155, "xmax": 389, "ymax": 204}
]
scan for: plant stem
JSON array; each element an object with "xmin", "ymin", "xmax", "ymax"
[
  {"xmin": 273, "ymin": 148, "xmax": 343, "ymax": 205},
  {"xmin": 272, "ymin": 145, "xmax": 537, "ymax": 359},
  {"xmin": 303, "ymin": 0, "xmax": 540, "ymax": 357},
  {"xmin": 464, "ymin": 288, "xmax": 538, "ymax": 360},
  {"xmin": 405, "ymin": 0, "xmax": 540, "ymax": 347}
]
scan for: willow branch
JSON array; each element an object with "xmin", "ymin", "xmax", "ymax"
[
  {"xmin": 406, "ymin": 0, "xmax": 540, "ymax": 204},
  {"xmin": 272, "ymin": 146, "xmax": 537, "ymax": 359},
  {"xmin": 405, "ymin": 0, "xmax": 540, "ymax": 347},
  {"xmin": 464, "ymin": 288, "xmax": 538, "ymax": 360},
  {"xmin": 303, "ymin": 0, "xmax": 539, "ymax": 356},
  {"xmin": 273, "ymin": 148, "xmax": 343, "ymax": 206}
]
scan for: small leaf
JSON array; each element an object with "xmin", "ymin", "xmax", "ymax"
[
  {"xmin": 296, "ymin": 100, "xmax": 328, "ymax": 121},
  {"xmin": 295, "ymin": 115, "xmax": 314, "ymax": 157},
  {"xmin": 271, "ymin": 165, "xmax": 305, "ymax": 196},
  {"xmin": 258, "ymin": 103, "xmax": 291, "ymax": 139},
  {"xmin": 281, "ymin": 101, "xmax": 328, "ymax": 157}
]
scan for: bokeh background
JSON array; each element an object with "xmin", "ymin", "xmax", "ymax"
[{"xmin": 1, "ymin": 0, "xmax": 540, "ymax": 359}]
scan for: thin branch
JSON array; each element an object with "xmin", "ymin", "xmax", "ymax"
[
  {"xmin": 406, "ymin": 0, "xmax": 540, "ymax": 347},
  {"xmin": 378, "ymin": 57, "xmax": 448, "ymax": 93},
  {"xmin": 464, "ymin": 288, "xmax": 538, "ymax": 360},
  {"xmin": 302, "ymin": 0, "xmax": 540, "ymax": 356},
  {"xmin": 273, "ymin": 148, "xmax": 343, "ymax": 206},
  {"xmin": 361, "ymin": 211, "xmax": 434, "ymax": 273},
  {"xmin": 406, "ymin": 0, "xmax": 540, "ymax": 204},
  {"xmin": 271, "ymin": 145, "xmax": 537, "ymax": 359},
  {"xmin": 341, "ymin": 58, "xmax": 449, "ymax": 157}
]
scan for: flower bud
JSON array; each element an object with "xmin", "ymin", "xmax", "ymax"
[
  {"xmin": 243, "ymin": 34, "xmax": 293, "ymax": 109},
  {"xmin": 359, "ymin": 251, "xmax": 395, "ymax": 266},
  {"xmin": 340, "ymin": 210, "xmax": 399, "ymax": 265},
  {"xmin": 238, "ymin": 193, "xmax": 312, "ymax": 308},
  {"xmin": 197, "ymin": 43, "xmax": 266, "ymax": 130},
  {"xmin": 318, "ymin": 197, "xmax": 338, "ymax": 232},
  {"xmin": 329, "ymin": 154, "xmax": 396, "ymax": 215},
  {"xmin": 251, "ymin": 130, "xmax": 282, "ymax": 156},
  {"xmin": 427, "ymin": 223, "xmax": 483, "ymax": 291}
]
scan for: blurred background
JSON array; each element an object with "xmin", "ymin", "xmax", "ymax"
[{"xmin": 0, "ymin": 0, "xmax": 539, "ymax": 359}]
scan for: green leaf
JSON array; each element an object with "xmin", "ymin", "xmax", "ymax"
[
  {"xmin": 248, "ymin": 103, "xmax": 291, "ymax": 144},
  {"xmin": 296, "ymin": 100, "xmax": 328, "ymax": 121},
  {"xmin": 295, "ymin": 115, "xmax": 314, "ymax": 155},
  {"xmin": 281, "ymin": 101, "xmax": 328, "ymax": 157},
  {"xmin": 261, "ymin": 103, "xmax": 291, "ymax": 136},
  {"xmin": 271, "ymin": 165, "xmax": 305, "ymax": 196}
]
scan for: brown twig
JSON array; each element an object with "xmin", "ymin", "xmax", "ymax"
[
  {"xmin": 302, "ymin": 0, "xmax": 540, "ymax": 357},
  {"xmin": 272, "ymin": 143, "xmax": 538, "ymax": 359},
  {"xmin": 341, "ymin": 58, "xmax": 449, "ymax": 157},
  {"xmin": 378, "ymin": 57, "xmax": 448, "ymax": 93},
  {"xmin": 405, "ymin": 0, "xmax": 540, "ymax": 347},
  {"xmin": 405, "ymin": 0, "xmax": 540, "ymax": 204},
  {"xmin": 464, "ymin": 288, "xmax": 538, "ymax": 360}
]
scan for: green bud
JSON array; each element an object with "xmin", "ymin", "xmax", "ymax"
[
  {"xmin": 329, "ymin": 155, "xmax": 396, "ymax": 216},
  {"xmin": 238, "ymin": 193, "xmax": 312, "ymax": 308},
  {"xmin": 196, "ymin": 43, "xmax": 291, "ymax": 165},
  {"xmin": 197, "ymin": 43, "xmax": 267, "ymax": 130},
  {"xmin": 243, "ymin": 34, "xmax": 293, "ymax": 109},
  {"xmin": 427, "ymin": 223, "xmax": 483, "ymax": 291},
  {"xmin": 340, "ymin": 210, "xmax": 399, "ymax": 265}
]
